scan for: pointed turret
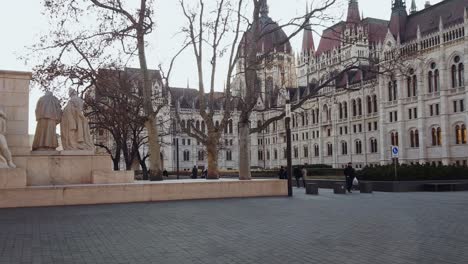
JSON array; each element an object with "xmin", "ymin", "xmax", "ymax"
[
  {"xmin": 389, "ymin": 0, "xmax": 408, "ymax": 41},
  {"xmin": 410, "ymin": 0, "xmax": 417, "ymax": 14},
  {"xmin": 302, "ymin": 3, "xmax": 315, "ymax": 54},
  {"xmin": 346, "ymin": 0, "xmax": 361, "ymax": 24},
  {"xmin": 260, "ymin": 0, "xmax": 269, "ymax": 17}
]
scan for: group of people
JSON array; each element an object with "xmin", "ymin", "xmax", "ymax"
[
  {"xmin": 278, "ymin": 165, "xmax": 307, "ymax": 188},
  {"xmin": 278, "ymin": 162, "xmax": 358, "ymax": 193},
  {"xmin": 191, "ymin": 166, "xmax": 208, "ymax": 179}
]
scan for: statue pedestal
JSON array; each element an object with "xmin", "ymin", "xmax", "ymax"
[
  {"xmin": 13, "ymin": 154, "xmax": 112, "ymax": 186},
  {"xmin": 0, "ymin": 168, "xmax": 26, "ymax": 189},
  {"xmin": 60, "ymin": 150, "xmax": 95, "ymax": 156}
]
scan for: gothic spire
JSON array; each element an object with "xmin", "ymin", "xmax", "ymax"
[
  {"xmin": 302, "ymin": 2, "xmax": 315, "ymax": 53},
  {"xmin": 260, "ymin": 0, "xmax": 269, "ymax": 17},
  {"xmin": 346, "ymin": 0, "xmax": 360, "ymax": 24},
  {"xmin": 410, "ymin": 0, "xmax": 417, "ymax": 14}
]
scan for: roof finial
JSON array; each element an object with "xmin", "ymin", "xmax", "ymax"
[{"xmin": 260, "ymin": 0, "xmax": 269, "ymax": 17}]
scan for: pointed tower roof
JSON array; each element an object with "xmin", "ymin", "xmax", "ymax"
[
  {"xmin": 410, "ymin": 0, "xmax": 417, "ymax": 14},
  {"xmin": 260, "ymin": 0, "xmax": 269, "ymax": 17},
  {"xmin": 346, "ymin": 0, "xmax": 361, "ymax": 24},
  {"xmin": 389, "ymin": 0, "xmax": 408, "ymax": 40},
  {"xmin": 302, "ymin": 3, "xmax": 315, "ymax": 53}
]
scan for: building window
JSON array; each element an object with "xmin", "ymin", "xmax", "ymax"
[
  {"xmin": 431, "ymin": 127, "xmax": 442, "ymax": 146},
  {"xmin": 258, "ymin": 150, "xmax": 264, "ymax": 161},
  {"xmin": 294, "ymin": 147, "xmax": 299, "ymax": 159},
  {"xmin": 355, "ymin": 140, "xmax": 362, "ymax": 154},
  {"xmin": 455, "ymin": 124, "xmax": 467, "ymax": 144},
  {"xmin": 303, "ymin": 146, "xmax": 309, "ymax": 158},
  {"xmin": 341, "ymin": 141, "xmax": 348, "ymax": 155},
  {"xmin": 390, "ymin": 132, "xmax": 399, "ymax": 146},
  {"xmin": 367, "ymin": 96, "xmax": 372, "ymax": 114},
  {"xmin": 274, "ymin": 149, "xmax": 278, "ymax": 160},
  {"xmin": 410, "ymin": 129, "xmax": 420, "ymax": 148},
  {"xmin": 428, "ymin": 63, "xmax": 439, "ymax": 93},
  {"xmin": 388, "ymin": 80, "xmax": 397, "ymax": 101},
  {"xmin": 370, "ymin": 138, "xmax": 378, "ymax": 153},
  {"xmin": 314, "ymin": 145, "xmax": 319, "ymax": 157},
  {"xmin": 226, "ymin": 151, "xmax": 232, "ymax": 161},
  {"xmin": 373, "ymin": 94, "xmax": 378, "ymax": 113},
  {"xmin": 183, "ymin": 150, "xmax": 190, "ymax": 161},
  {"xmin": 357, "ymin": 98, "xmax": 362, "ymax": 116},
  {"xmin": 352, "ymin": 100, "xmax": 357, "ymax": 116},
  {"xmin": 198, "ymin": 151, "xmax": 205, "ymax": 161},
  {"xmin": 451, "ymin": 56, "xmax": 464, "ymax": 88},
  {"xmin": 327, "ymin": 143, "xmax": 333, "ymax": 156}
]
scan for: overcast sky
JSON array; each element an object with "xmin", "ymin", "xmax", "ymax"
[{"xmin": 0, "ymin": 0, "xmax": 441, "ymax": 134}]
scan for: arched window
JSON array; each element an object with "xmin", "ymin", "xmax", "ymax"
[
  {"xmin": 452, "ymin": 56, "xmax": 464, "ymax": 88},
  {"xmin": 341, "ymin": 141, "xmax": 348, "ymax": 155},
  {"xmin": 327, "ymin": 143, "xmax": 333, "ymax": 156},
  {"xmin": 274, "ymin": 149, "xmax": 278, "ymax": 160},
  {"xmin": 407, "ymin": 76, "xmax": 412, "ymax": 97},
  {"xmin": 339, "ymin": 103, "xmax": 343, "ymax": 119},
  {"xmin": 367, "ymin": 96, "xmax": 372, "ymax": 114},
  {"xmin": 343, "ymin": 102, "xmax": 348, "ymax": 118},
  {"xmin": 314, "ymin": 144, "xmax": 319, "ymax": 157},
  {"xmin": 428, "ymin": 71, "xmax": 433, "ymax": 93},
  {"xmin": 390, "ymin": 132, "xmax": 399, "ymax": 146},
  {"xmin": 370, "ymin": 138, "xmax": 378, "ymax": 153},
  {"xmin": 181, "ymin": 120, "xmax": 186, "ymax": 130},
  {"xmin": 316, "ymin": 108, "xmax": 319, "ymax": 123},
  {"xmin": 388, "ymin": 81, "xmax": 393, "ymax": 101},
  {"xmin": 323, "ymin": 105, "xmax": 330, "ymax": 121},
  {"xmin": 303, "ymin": 145, "xmax": 309, "ymax": 158},
  {"xmin": 215, "ymin": 121, "xmax": 220, "ymax": 130},
  {"xmin": 372, "ymin": 95, "xmax": 378, "ymax": 113},
  {"xmin": 312, "ymin": 110, "xmax": 316, "ymax": 124},
  {"xmin": 451, "ymin": 65, "xmax": 457, "ymax": 88},
  {"xmin": 196, "ymin": 121, "xmax": 200, "ymax": 131},
  {"xmin": 352, "ymin": 100, "xmax": 357, "ymax": 117},
  {"xmin": 357, "ymin": 98, "xmax": 362, "ymax": 116},
  {"xmin": 409, "ymin": 129, "xmax": 420, "ymax": 148},
  {"xmin": 455, "ymin": 124, "xmax": 467, "ymax": 144},
  {"xmin": 432, "ymin": 127, "xmax": 442, "ymax": 146},
  {"xmin": 412, "ymin": 74, "xmax": 417, "ymax": 96},
  {"xmin": 434, "ymin": 69, "xmax": 439, "ymax": 92},
  {"xmin": 201, "ymin": 121, "xmax": 206, "ymax": 133},
  {"xmin": 355, "ymin": 140, "xmax": 362, "ymax": 154},
  {"xmin": 229, "ymin": 120, "xmax": 233, "ymax": 134}
]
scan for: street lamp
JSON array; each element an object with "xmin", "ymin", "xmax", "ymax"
[
  {"xmin": 285, "ymin": 100, "xmax": 293, "ymax": 197},
  {"xmin": 171, "ymin": 122, "xmax": 180, "ymax": 180}
]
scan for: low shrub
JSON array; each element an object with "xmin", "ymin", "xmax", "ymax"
[{"xmin": 358, "ymin": 164, "xmax": 468, "ymax": 181}]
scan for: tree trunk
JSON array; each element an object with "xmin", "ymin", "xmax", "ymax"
[
  {"xmin": 136, "ymin": 33, "xmax": 163, "ymax": 181},
  {"xmin": 146, "ymin": 118, "xmax": 163, "ymax": 181},
  {"xmin": 206, "ymin": 134, "xmax": 220, "ymax": 180},
  {"xmin": 238, "ymin": 121, "xmax": 251, "ymax": 180},
  {"xmin": 112, "ymin": 144, "xmax": 121, "ymax": 171}
]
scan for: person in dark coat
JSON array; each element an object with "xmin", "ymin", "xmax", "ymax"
[
  {"xmin": 344, "ymin": 162, "xmax": 356, "ymax": 193},
  {"xmin": 278, "ymin": 166, "xmax": 285, "ymax": 179},
  {"xmin": 293, "ymin": 166, "xmax": 305, "ymax": 188},
  {"xmin": 163, "ymin": 169, "xmax": 169, "ymax": 178},
  {"xmin": 191, "ymin": 166, "xmax": 198, "ymax": 179}
]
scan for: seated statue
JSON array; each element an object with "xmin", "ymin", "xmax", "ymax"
[
  {"xmin": 32, "ymin": 91, "xmax": 62, "ymax": 151},
  {"xmin": 60, "ymin": 89, "xmax": 95, "ymax": 151},
  {"xmin": 0, "ymin": 108, "xmax": 16, "ymax": 168}
]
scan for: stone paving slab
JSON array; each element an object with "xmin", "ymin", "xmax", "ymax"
[{"xmin": 0, "ymin": 188, "xmax": 467, "ymax": 264}]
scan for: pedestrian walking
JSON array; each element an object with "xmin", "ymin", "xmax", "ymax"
[
  {"xmin": 344, "ymin": 162, "xmax": 355, "ymax": 193},
  {"xmin": 278, "ymin": 166, "xmax": 285, "ymax": 179},
  {"xmin": 191, "ymin": 165, "xmax": 198, "ymax": 179},
  {"xmin": 293, "ymin": 166, "xmax": 306, "ymax": 188},
  {"xmin": 163, "ymin": 169, "xmax": 169, "ymax": 178}
]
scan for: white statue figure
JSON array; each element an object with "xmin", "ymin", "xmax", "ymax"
[
  {"xmin": 60, "ymin": 89, "xmax": 95, "ymax": 151},
  {"xmin": 0, "ymin": 107, "xmax": 16, "ymax": 168},
  {"xmin": 32, "ymin": 91, "xmax": 62, "ymax": 151}
]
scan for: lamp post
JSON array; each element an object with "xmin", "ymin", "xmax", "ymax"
[
  {"xmin": 285, "ymin": 100, "xmax": 293, "ymax": 197},
  {"xmin": 172, "ymin": 123, "xmax": 180, "ymax": 180}
]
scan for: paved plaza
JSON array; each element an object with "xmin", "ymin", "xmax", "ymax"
[{"xmin": 0, "ymin": 189, "xmax": 467, "ymax": 264}]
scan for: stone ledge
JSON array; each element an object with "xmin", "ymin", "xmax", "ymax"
[
  {"xmin": 92, "ymin": 170, "xmax": 134, "ymax": 184},
  {"xmin": 0, "ymin": 168, "xmax": 26, "ymax": 189},
  {"xmin": 0, "ymin": 179, "xmax": 288, "ymax": 208}
]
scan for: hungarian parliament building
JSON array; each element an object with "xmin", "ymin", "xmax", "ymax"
[{"xmin": 130, "ymin": 0, "xmax": 468, "ymax": 171}]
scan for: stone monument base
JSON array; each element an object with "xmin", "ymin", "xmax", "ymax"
[
  {"xmin": 13, "ymin": 154, "xmax": 112, "ymax": 186},
  {"xmin": 92, "ymin": 170, "xmax": 134, "ymax": 184},
  {"xmin": 0, "ymin": 168, "xmax": 26, "ymax": 189}
]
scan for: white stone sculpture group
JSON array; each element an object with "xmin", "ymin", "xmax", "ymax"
[
  {"xmin": 0, "ymin": 108, "xmax": 16, "ymax": 168},
  {"xmin": 32, "ymin": 88, "xmax": 94, "ymax": 152}
]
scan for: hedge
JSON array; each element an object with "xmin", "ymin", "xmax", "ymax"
[{"xmin": 357, "ymin": 164, "xmax": 468, "ymax": 181}]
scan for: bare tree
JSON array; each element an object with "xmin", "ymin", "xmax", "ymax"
[
  {"xmin": 166, "ymin": 0, "xmax": 244, "ymax": 179},
  {"xmin": 30, "ymin": 0, "xmax": 165, "ymax": 180}
]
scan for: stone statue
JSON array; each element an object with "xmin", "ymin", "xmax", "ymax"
[
  {"xmin": 60, "ymin": 89, "xmax": 95, "ymax": 151},
  {"xmin": 0, "ymin": 107, "xmax": 16, "ymax": 168},
  {"xmin": 32, "ymin": 91, "xmax": 62, "ymax": 151}
]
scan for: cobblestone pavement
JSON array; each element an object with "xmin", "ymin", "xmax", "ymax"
[{"xmin": 1, "ymin": 189, "xmax": 467, "ymax": 264}]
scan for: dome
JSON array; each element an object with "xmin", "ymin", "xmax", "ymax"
[{"xmin": 240, "ymin": 0, "xmax": 292, "ymax": 55}]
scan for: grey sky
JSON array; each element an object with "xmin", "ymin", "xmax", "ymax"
[{"xmin": 0, "ymin": 0, "xmax": 441, "ymax": 134}]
